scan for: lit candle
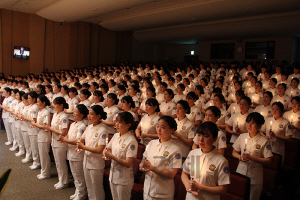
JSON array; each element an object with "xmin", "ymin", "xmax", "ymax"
[
  {"xmin": 270, "ymin": 121, "xmax": 273, "ymax": 130},
  {"xmin": 76, "ymin": 131, "xmax": 82, "ymax": 153},
  {"xmin": 244, "ymin": 139, "xmax": 247, "ymax": 152},
  {"xmin": 291, "ymin": 115, "xmax": 294, "ymax": 124},
  {"xmin": 106, "ymin": 137, "xmax": 108, "ymax": 145},
  {"xmin": 233, "ymin": 107, "xmax": 235, "ymax": 114},
  {"xmin": 44, "ymin": 115, "xmax": 48, "ymax": 125},
  {"xmin": 237, "ymin": 117, "xmax": 239, "ymax": 126},
  {"xmin": 31, "ymin": 113, "xmax": 33, "ymax": 120},
  {"xmin": 190, "ymin": 165, "xmax": 196, "ymax": 182},
  {"xmin": 58, "ymin": 125, "xmax": 62, "ymax": 134}
]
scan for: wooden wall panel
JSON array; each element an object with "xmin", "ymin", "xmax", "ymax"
[
  {"xmin": 44, "ymin": 20, "xmax": 55, "ymax": 73},
  {"xmin": 68, "ymin": 22, "xmax": 78, "ymax": 70},
  {"xmin": 89, "ymin": 24, "xmax": 99, "ymax": 66},
  {"xmin": 54, "ymin": 22, "xmax": 69, "ymax": 71},
  {"xmin": 116, "ymin": 32, "xmax": 132, "ymax": 63},
  {"xmin": 82, "ymin": 22, "xmax": 90, "ymax": 68},
  {"xmin": 29, "ymin": 14, "xmax": 45, "ymax": 74},
  {"xmin": 98, "ymin": 26, "xmax": 116, "ymax": 64},
  {"xmin": 0, "ymin": 10, "xmax": 2, "ymax": 74},
  {"xmin": 0, "ymin": 9, "xmax": 131, "ymax": 76},
  {"xmin": 11, "ymin": 11, "xmax": 30, "ymax": 76},
  {"xmin": 1, "ymin": 9, "xmax": 13, "ymax": 76}
]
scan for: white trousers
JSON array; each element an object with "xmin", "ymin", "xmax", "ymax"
[
  {"xmin": 83, "ymin": 167, "xmax": 105, "ymax": 200},
  {"xmin": 52, "ymin": 147, "xmax": 69, "ymax": 185},
  {"xmin": 3, "ymin": 118, "xmax": 13, "ymax": 143},
  {"xmin": 16, "ymin": 127, "xmax": 25, "ymax": 152},
  {"xmin": 38, "ymin": 142, "xmax": 51, "ymax": 177},
  {"xmin": 29, "ymin": 135, "xmax": 40, "ymax": 165},
  {"xmin": 10, "ymin": 122, "xmax": 18, "ymax": 148},
  {"xmin": 110, "ymin": 182, "xmax": 133, "ymax": 200},
  {"xmin": 21, "ymin": 130, "xmax": 32, "ymax": 159},
  {"xmin": 144, "ymin": 194, "xmax": 173, "ymax": 200},
  {"xmin": 70, "ymin": 161, "xmax": 86, "ymax": 198},
  {"xmin": 250, "ymin": 184, "xmax": 262, "ymax": 200}
]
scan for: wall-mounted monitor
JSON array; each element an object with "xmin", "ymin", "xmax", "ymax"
[{"xmin": 13, "ymin": 46, "xmax": 30, "ymax": 59}]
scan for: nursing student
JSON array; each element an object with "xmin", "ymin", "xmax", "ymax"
[
  {"xmin": 261, "ymin": 102, "xmax": 292, "ymax": 162},
  {"xmin": 103, "ymin": 112, "xmax": 138, "ymax": 200},
  {"xmin": 226, "ymin": 96, "xmax": 252, "ymax": 143},
  {"xmin": 172, "ymin": 100, "xmax": 195, "ymax": 158},
  {"xmin": 233, "ymin": 112, "xmax": 273, "ymax": 200},
  {"xmin": 44, "ymin": 97, "xmax": 69, "ymax": 189},
  {"xmin": 30, "ymin": 95, "xmax": 51, "ymax": 179},
  {"xmin": 192, "ymin": 106, "xmax": 227, "ymax": 155},
  {"xmin": 140, "ymin": 116, "xmax": 182, "ymax": 200},
  {"xmin": 23, "ymin": 91, "xmax": 40, "ymax": 170},
  {"xmin": 283, "ymin": 96, "xmax": 300, "ymax": 139},
  {"xmin": 0, "ymin": 88, "xmax": 14, "ymax": 145},
  {"xmin": 103, "ymin": 93, "xmax": 120, "ymax": 135},
  {"xmin": 182, "ymin": 122, "xmax": 230, "ymax": 200},
  {"xmin": 59, "ymin": 104, "xmax": 89, "ymax": 200},
  {"xmin": 136, "ymin": 98, "xmax": 160, "ymax": 145},
  {"xmin": 76, "ymin": 105, "xmax": 107, "ymax": 200}
]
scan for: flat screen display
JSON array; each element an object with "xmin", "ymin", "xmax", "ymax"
[{"xmin": 13, "ymin": 46, "xmax": 30, "ymax": 59}]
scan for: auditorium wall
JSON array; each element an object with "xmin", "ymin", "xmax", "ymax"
[
  {"xmin": 198, "ymin": 36, "xmax": 294, "ymax": 64},
  {"xmin": 0, "ymin": 9, "xmax": 132, "ymax": 77}
]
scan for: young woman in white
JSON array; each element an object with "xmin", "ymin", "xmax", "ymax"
[
  {"xmin": 76, "ymin": 105, "xmax": 107, "ymax": 200},
  {"xmin": 128, "ymin": 85, "xmax": 140, "ymax": 113},
  {"xmin": 182, "ymin": 122, "xmax": 230, "ymax": 200},
  {"xmin": 18, "ymin": 93, "xmax": 32, "ymax": 163},
  {"xmin": 139, "ymin": 86, "xmax": 156, "ymax": 115},
  {"xmin": 136, "ymin": 98, "xmax": 160, "ymax": 145},
  {"xmin": 103, "ymin": 112, "xmax": 138, "ymax": 200},
  {"xmin": 121, "ymin": 96, "xmax": 138, "ymax": 121},
  {"xmin": 156, "ymin": 82, "xmax": 167, "ymax": 104},
  {"xmin": 65, "ymin": 87, "xmax": 79, "ymax": 121},
  {"xmin": 116, "ymin": 85, "xmax": 127, "ymax": 110},
  {"xmin": 45, "ymin": 97, "xmax": 69, "ymax": 189},
  {"xmin": 173, "ymin": 100, "xmax": 195, "ymax": 157},
  {"xmin": 260, "ymin": 102, "xmax": 292, "ymax": 162},
  {"xmin": 13, "ymin": 91, "xmax": 26, "ymax": 156},
  {"xmin": 31, "ymin": 95, "xmax": 51, "ymax": 179},
  {"xmin": 192, "ymin": 106, "xmax": 227, "ymax": 155},
  {"xmin": 59, "ymin": 104, "xmax": 89, "ymax": 200},
  {"xmin": 233, "ymin": 112, "xmax": 273, "ymax": 200},
  {"xmin": 45, "ymin": 84, "xmax": 53, "ymax": 103},
  {"xmin": 90, "ymin": 90, "xmax": 104, "ymax": 107},
  {"xmin": 7, "ymin": 89, "xmax": 20, "ymax": 151},
  {"xmin": 186, "ymin": 92, "xmax": 202, "ymax": 127},
  {"xmin": 227, "ymin": 89, "xmax": 244, "ymax": 116},
  {"xmin": 159, "ymin": 89, "xmax": 176, "ymax": 118},
  {"xmin": 271, "ymin": 83, "xmax": 291, "ymax": 111},
  {"xmin": 0, "ymin": 89, "xmax": 15, "ymax": 144},
  {"xmin": 23, "ymin": 91, "xmax": 40, "ymax": 170},
  {"xmin": 285, "ymin": 78, "xmax": 300, "ymax": 97},
  {"xmin": 103, "ymin": 93, "xmax": 120, "ymax": 135},
  {"xmin": 283, "ymin": 96, "xmax": 300, "ymax": 139},
  {"xmin": 253, "ymin": 91, "xmax": 273, "ymax": 119},
  {"xmin": 140, "ymin": 116, "xmax": 182, "ymax": 200},
  {"xmin": 50, "ymin": 84, "xmax": 63, "ymax": 113},
  {"xmin": 79, "ymin": 89, "xmax": 92, "ymax": 110},
  {"xmin": 226, "ymin": 96, "xmax": 252, "ymax": 143},
  {"xmin": 213, "ymin": 94, "xmax": 228, "ymax": 133},
  {"xmin": 173, "ymin": 84, "xmax": 186, "ymax": 103}
]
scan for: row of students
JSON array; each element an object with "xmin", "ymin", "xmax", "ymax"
[{"xmin": 2, "ymin": 86, "xmax": 299, "ymax": 200}]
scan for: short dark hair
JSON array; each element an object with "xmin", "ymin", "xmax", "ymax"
[
  {"xmin": 206, "ymin": 106, "xmax": 221, "ymax": 119},
  {"xmin": 246, "ymin": 112, "xmax": 265, "ymax": 125},
  {"xmin": 145, "ymin": 98, "xmax": 160, "ymax": 112},
  {"xmin": 159, "ymin": 116, "xmax": 177, "ymax": 131},
  {"xmin": 177, "ymin": 100, "xmax": 191, "ymax": 114},
  {"xmin": 196, "ymin": 122, "xmax": 218, "ymax": 139}
]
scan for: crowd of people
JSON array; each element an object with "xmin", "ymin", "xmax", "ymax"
[{"xmin": 0, "ymin": 60, "xmax": 299, "ymax": 200}]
